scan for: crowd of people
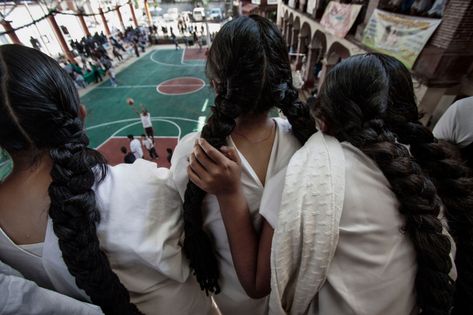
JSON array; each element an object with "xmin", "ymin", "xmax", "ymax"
[
  {"xmin": 62, "ymin": 27, "xmax": 150, "ymax": 90},
  {"xmin": 0, "ymin": 14, "xmax": 472, "ymax": 315}
]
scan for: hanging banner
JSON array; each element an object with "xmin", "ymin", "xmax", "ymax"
[
  {"xmin": 362, "ymin": 9, "xmax": 441, "ymax": 69},
  {"xmin": 267, "ymin": 0, "xmax": 278, "ymax": 5},
  {"xmin": 288, "ymin": 0, "xmax": 297, "ymax": 9},
  {"xmin": 320, "ymin": 1, "xmax": 362, "ymax": 38}
]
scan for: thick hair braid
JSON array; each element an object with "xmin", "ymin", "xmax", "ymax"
[
  {"xmin": 317, "ymin": 54, "xmax": 455, "ymax": 314},
  {"xmin": 48, "ymin": 118, "xmax": 142, "ymax": 315},
  {"xmin": 346, "ymin": 119, "xmax": 454, "ymax": 315},
  {"xmin": 389, "ymin": 121, "xmax": 473, "ymax": 315},
  {"xmin": 182, "ymin": 92, "xmax": 240, "ymax": 294},
  {"xmin": 275, "ymin": 83, "xmax": 316, "ymax": 143}
]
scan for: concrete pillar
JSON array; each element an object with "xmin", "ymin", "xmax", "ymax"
[
  {"xmin": 295, "ymin": 34, "xmax": 307, "ymax": 70},
  {"xmin": 290, "ymin": 28, "xmax": 299, "ymax": 53},
  {"xmin": 129, "ymin": 2, "xmax": 139, "ymax": 28},
  {"xmin": 77, "ymin": 13, "xmax": 91, "ymax": 37},
  {"xmin": 116, "ymin": 5, "xmax": 125, "ymax": 31},
  {"xmin": 286, "ymin": 23, "xmax": 293, "ymax": 49},
  {"xmin": 144, "ymin": 0, "xmax": 153, "ymax": 26},
  {"xmin": 303, "ymin": 45, "xmax": 319, "ymax": 87},
  {"xmin": 418, "ymin": 87, "xmax": 448, "ymax": 125},
  {"xmin": 0, "ymin": 20, "xmax": 21, "ymax": 44},
  {"xmin": 318, "ymin": 59, "xmax": 331, "ymax": 88},
  {"xmin": 47, "ymin": 14, "xmax": 75, "ymax": 62},
  {"xmin": 99, "ymin": 8, "xmax": 111, "ymax": 36}
]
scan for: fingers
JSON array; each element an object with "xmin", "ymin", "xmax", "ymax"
[
  {"xmin": 198, "ymin": 138, "xmax": 227, "ymax": 164},
  {"xmin": 187, "ymin": 165, "xmax": 206, "ymax": 190},
  {"xmin": 189, "ymin": 151, "xmax": 208, "ymax": 179},
  {"xmin": 220, "ymin": 146, "xmax": 241, "ymax": 165},
  {"xmin": 193, "ymin": 142, "xmax": 214, "ymax": 171}
]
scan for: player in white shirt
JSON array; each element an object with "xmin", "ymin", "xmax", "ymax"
[
  {"xmin": 141, "ymin": 134, "xmax": 158, "ymax": 159},
  {"xmin": 127, "ymin": 134, "xmax": 143, "ymax": 159}
]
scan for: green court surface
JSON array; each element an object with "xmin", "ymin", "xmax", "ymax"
[{"xmin": 82, "ymin": 47, "xmax": 215, "ymax": 166}]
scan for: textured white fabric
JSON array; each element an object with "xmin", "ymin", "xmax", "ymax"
[
  {"xmin": 171, "ymin": 118, "xmax": 301, "ymax": 315},
  {"xmin": 433, "ymin": 96, "xmax": 473, "ymax": 148},
  {"xmin": 270, "ymin": 132, "xmax": 457, "ymax": 315},
  {"xmin": 0, "ymin": 260, "xmax": 103, "ymax": 315},
  {"xmin": 0, "ymin": 160, "xmax": 214, "ymax": 315},
  {"xmin": 269, "ymin": 132, "xmax": 345, "ymax": 315}
]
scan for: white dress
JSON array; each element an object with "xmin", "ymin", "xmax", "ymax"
[
  {"xmin": 171, "ymin": 118, "xmax": 301, "ymax": 315},
  {"xmin": 0, "ymin": 159, "xmax": 213, "ymax": 315},
  {"xmin": 0, "ymin": 260, "xmax": 103, "ymax": 315},
  {"xmin": 270, "ymin": 132, "xmax": 456, "ymax": 315}
]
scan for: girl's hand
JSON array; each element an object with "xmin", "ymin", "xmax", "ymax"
[{"xmin": 187, "ymin": 138, "xmax": 242, "ymax": 196}]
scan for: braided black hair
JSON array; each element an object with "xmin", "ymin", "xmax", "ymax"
[
  {"xmin": 376, "ymin": 53, "xmax": 473, "ymax": 315},
  {"xmin": 314, "ymin": 54, "xmax": 455, "ymax": 315},
  {"xmin": 0, "ymin": 44, "xmax": 142, "ymax": 315},
  {"xmin": 182, "ymin": 15, "xmax": 316, "ymax": 293}
]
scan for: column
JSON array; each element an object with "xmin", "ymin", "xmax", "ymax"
[
  {"xmin": 0, "ymin": 20, "xmax": 21, "ymax": 44},
  {"xmin": 286, "ymin": 23, "xmax": 293, "ymax": 50},
  {"xmin": 290, "ymin": 28, "xmax": 299, "ymax": 53},
  {"xmin": 129, "ymin": 2, "xmax": 138, "ymax": 28},
  {"xmin": 144, "ymin": 0, "xmax": 153, "ymax": 26},
  {"xmin": 116, "ymin": 5, "xmax": 125, "ymax": 31},
  {"xmin": 47, "ymin": 14, "xmax": 75, "ymax": 62},
  {"xmin": 99, "ymin": 7, "xmax": 111, "ymax": 35},
  {"xmin": 295, "ymin": 34, "xmax": 307, "ymax": 70},
  {"xmin": 77, "ymin": 12, "xmax": 91, "ymax": 37},
  {"xmin": 418, "ymin": 87, "xmax": 448, "ymax": 125},
  {"xmin": 303, "ymin": 45, "xmax": 318, "ymax": 88}
]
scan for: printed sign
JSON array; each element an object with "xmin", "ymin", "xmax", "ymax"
[
  {"xmin": 320, "ymin": 1, "xmax": 362, "ymax": 38},
  {"xmin": 362, "ymin": 9, "xmax": 441, "ymax": 69}
]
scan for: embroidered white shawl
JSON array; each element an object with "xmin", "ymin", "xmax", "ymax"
[{"xmin": 269, "ymin": 132, "xmax": 345, "ymax": 315}]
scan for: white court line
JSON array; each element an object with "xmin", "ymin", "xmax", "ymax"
[
  {"xmin": 181, "ymin": 47, "xmax": 186, "ymax": 65},
  {"xmin": 196, "ymin": 116, "xmax": 206, "ymax": 132},
  {"xmin": 95, "ymin": 85, "xmax": 157, "ymax": 89},
  {"xmin": 150, "ymin": 50, "xmax": 203, "ymax": 68},
  {"xmin": 201, "ymin": 98, "xmax": 209, "ymax": 112},
  {"xmin": 96, "ymin": 118, "xmax": 182, "ymax": 149},
  {"xmin": 86, "ymin": 116, "xmax": 200, "ymax": 131},
  {"xmin": 156, "ymin": 77, "xmax": 206, "ymax": 96}
]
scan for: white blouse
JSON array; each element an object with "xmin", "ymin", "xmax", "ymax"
[
  {"xmin": 0, "ymin": 159, "xmax": 214, "ymax": 315},
  {"xmin": 171, "ymin": 118, "xmax": 301, "ymax": 315}
]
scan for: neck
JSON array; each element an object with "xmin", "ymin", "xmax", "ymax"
[{"xmin": 234, "ymin": 113, "xmax": 272, "ymax": 134}]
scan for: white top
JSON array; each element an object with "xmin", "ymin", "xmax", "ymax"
[
  {"xmin": 130, "ymin": 138, "xmax": 143, "ymax": 159},
  {"xmin": 270, "ymin": 132, "xmax": 452, "ymax": 315},
  {"xmin": 433, "ymin": 96, "xmax": 473, "ymax": 148},
  {"xmin": 171, "ymin": 118, "xmax": 301, "ymax": 315},
  {"xmin": 0, "ymin": 260, "xmax": 103, "ymax": 315},
  {"xmin": 142, "ymin": 137, "xmax": 154, "ymax": 150},
  {"xmin": 0, "ymin": 160, "xmax": 214, "ymax": 315},
  {"xmin": 140, "ymin": 113, "xmax": 153, "ymax": 128},
  {"xmin": 315, "ymin": 141, "xmax": 418, "ymax": 315}
]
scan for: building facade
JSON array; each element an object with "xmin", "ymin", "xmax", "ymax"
[{"xmin": 277, "ymin": 0, "xmax": 473, "ymax": 126}]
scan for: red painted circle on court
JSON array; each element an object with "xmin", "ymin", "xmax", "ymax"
[{"xmin": 156, "ymin": 77, "xmax": 205, "ymax": 95}]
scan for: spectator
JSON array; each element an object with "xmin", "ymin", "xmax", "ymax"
[
  {"xmin": 127, "ymin": 134, "xmax": 143, "ymax": 159},
  {"xmin": 120, "ymin": 146, "xmax": 136, "ymax": 164}
]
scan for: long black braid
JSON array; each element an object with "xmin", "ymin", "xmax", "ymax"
[
  {"xmin": 377, "ymin": 53, "xmax": 473, "ymax": 315},
  {"xmin": 315, "ymin": 54, "xmax": 454, "ymax": 315},
  {"xmin": 0, "ymin": 44, "xmax": 142, "ymax": 315},
  {"xmin": 182, "ymin": 15, "xmax": 316, "ymax": 293}
]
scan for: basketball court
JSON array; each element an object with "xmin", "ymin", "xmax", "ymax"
[{"xmin": 82, "ymin": 46, "xmax": 214, "ymax": 167}]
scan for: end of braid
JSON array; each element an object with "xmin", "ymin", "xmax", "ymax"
[
  {"xmin": 49, "ymin": 141, "xmax": 142, "ymax": 315},
  {"xmin": 182, "ymin": 181, "xmax": 221, "ymax": 295}
]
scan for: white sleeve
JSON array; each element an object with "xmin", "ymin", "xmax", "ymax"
[
  {"xmin": 433, "ymin": 102, "xmax": 459, "ymax": 143},
  {"xmin": 0, "ymin": 261, "xmax": 103, "ymax": 315},
  {"xmin": 170, "ymin": 132, "xmax": 200, "ymax": 201}
]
